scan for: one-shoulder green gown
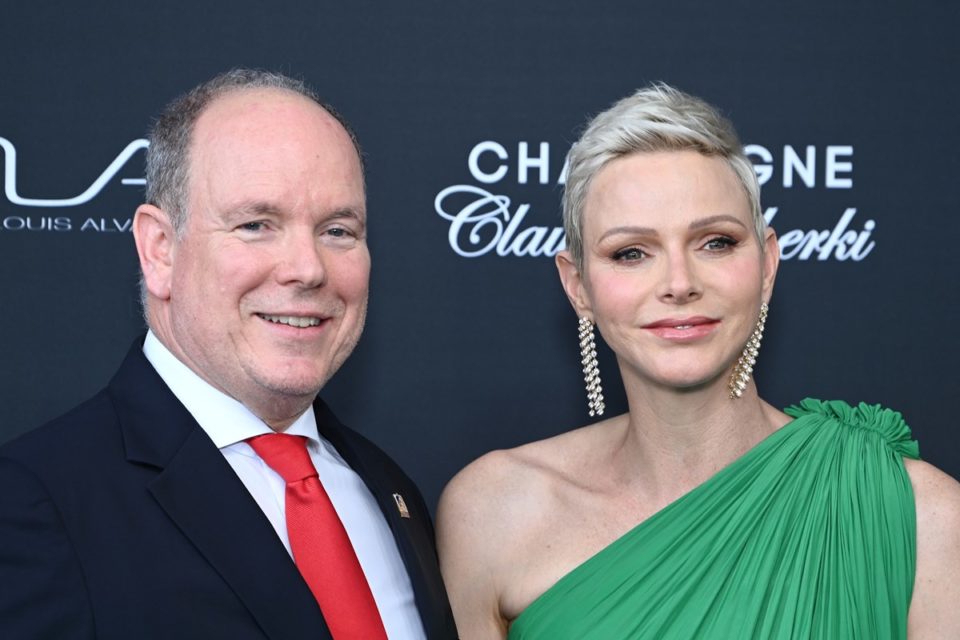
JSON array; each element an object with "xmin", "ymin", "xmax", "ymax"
[{"xmin": 507, "ymin": 400, "xmax": 919, "ymax": 639}]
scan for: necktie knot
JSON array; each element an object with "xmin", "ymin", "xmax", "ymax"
[{"xmin": 247, "ymin": 433, "xmax": 318, "ymax": 484}]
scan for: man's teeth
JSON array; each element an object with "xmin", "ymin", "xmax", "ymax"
[
  {"xmin": 674, "ymin": 324, "xmax": 692, "ymax": 329},
  {"xmin": 259, "ymin": 314, "xmax": 322, "ymax": 328}
]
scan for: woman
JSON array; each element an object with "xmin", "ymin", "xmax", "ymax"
[{"xmin": 436, "ymin": 84, "xmax": 960, "ymax": 639}]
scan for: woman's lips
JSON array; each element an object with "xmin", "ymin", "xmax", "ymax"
[{"xmin": 642, "ymin": 316, "xmax": 720, "ymax": 341}]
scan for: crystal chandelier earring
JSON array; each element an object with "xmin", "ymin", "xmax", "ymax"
[
  {"xmin": 729, "ymin": 302, "xmax": 769, "ymax": 399},
  {"xmin": 578, "ymin": 316, "xmax": 605, "ymax": 416}
]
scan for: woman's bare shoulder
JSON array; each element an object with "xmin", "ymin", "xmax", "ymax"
[
  {"xmin": 437, "ymin": 419, "xmax": 622, "ymax": 570},
  {"xmin": 904, "ymin": 458, "xmax": 960, "ymax": 637},
  {"xmin": 436, "ymin": 422, "xmax": 617, "ymax": 638},
  {"xmin": 438, "ymin": 420, "xmax": 614, "ymax": 536},
  {"xmin": 905, "ymin": 458, "xmax": 960, "ymax": 524}
]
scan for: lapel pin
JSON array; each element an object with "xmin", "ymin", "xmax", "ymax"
[{"xmin": 392, "ymin": 493, "xmax": 411, "ymax": 518}]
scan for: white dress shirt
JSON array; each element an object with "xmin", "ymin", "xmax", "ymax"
[{"xmin": 143, "ymin": 332, "xmax": 426, "ymax": 639}]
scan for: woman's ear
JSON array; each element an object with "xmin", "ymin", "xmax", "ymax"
[
  {"xmin": 133, "ymin": 204, "xmax": 176, "ymax": 301},
  {"xmin": 761, "ymin": 226, "xmax": 780, "ymax": 302},
  {"xmin": 556, "ymin": 250, "xmax": 593, "ymax": 319}
]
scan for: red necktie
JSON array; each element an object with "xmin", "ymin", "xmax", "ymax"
[{"xmin": 247, "ymin": 433, "xmax": 388, "ymax": 640}]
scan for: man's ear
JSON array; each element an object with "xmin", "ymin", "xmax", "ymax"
[
  {"xmin": 555, "ymin": 250, "xmax": 593, "ymax": 319},
  {"xmin": 761, "ymin": 226, "xmax": 780, "ymax": 303},
  {"xmin": 133, "ymin": 204, "xmax": 176, "ymax": 301}
]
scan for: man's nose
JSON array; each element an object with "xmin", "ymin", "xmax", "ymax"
[{"xmin": 276, "ymin": 231, "xmax": 326, "ymax": 288}]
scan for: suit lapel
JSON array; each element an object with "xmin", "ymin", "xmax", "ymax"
[
  {"xmin": 149, "ymin": 429, "xmax": 331, "ymax": 640},
  {"xmin": 314, "ymin": 400, "xmax": 457, "ymax": 639},
  {"xmin": 110, "ymin": 340, "xmax": 332, "ymax": 640}
]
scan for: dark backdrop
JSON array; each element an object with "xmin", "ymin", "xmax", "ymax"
[{"xmin": 1, "ymin": 1, "xmax": 957, "ymax": 511}]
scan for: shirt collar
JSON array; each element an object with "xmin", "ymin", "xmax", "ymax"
[{"xmin": 142, "ymin": 331, "xmax": 320, "ymax": 449}]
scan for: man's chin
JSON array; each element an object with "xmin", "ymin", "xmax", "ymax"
[
  {"xmin": 258, "ymin": 375, "xmax": 329, "ymax": 400},
  {"xmin": 240, "ymin": 352, "xmax": 351, "ymax": 406},
  {"xmin": 238, "ymin": 377, "xmax": 327, "ymax": 429}
]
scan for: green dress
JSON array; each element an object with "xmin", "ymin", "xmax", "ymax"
[{"xmin": 507, "ymin": 400, "xmax": 919, "ymax": 639}]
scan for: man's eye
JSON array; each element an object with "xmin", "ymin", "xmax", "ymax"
[
  {"xmin": 239, "ymin": 221, "xmax": 265, "ymax": 232},
  {"xmin": 326, "ymin": 227, "xmax": 356, "ymax": 238}
]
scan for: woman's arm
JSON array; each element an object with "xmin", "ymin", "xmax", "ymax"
[
  {"xmin": 437, "ymin": 452, "xmax": 517, "ymax": 640},
  {"xmin": 905, "ymin": 458, "xmax": 960, "ymax": 638}
]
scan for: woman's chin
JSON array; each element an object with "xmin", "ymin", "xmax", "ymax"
[{"xmin": 648, "ymin": 371, "xmax": 727, "ymax": 394}]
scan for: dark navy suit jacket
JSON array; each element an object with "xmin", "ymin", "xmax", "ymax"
[{"xmin": 0, "ymin": 339, "xmax": 457, "ymax": 639}]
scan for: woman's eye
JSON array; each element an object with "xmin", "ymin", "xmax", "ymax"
[
  {"xmin": 613, "ymin": 247, "xmax": 646, "ymax": 261},
  {"xmin": 704, "ymin": 236, "xmax": 737, "ymax": 251}
]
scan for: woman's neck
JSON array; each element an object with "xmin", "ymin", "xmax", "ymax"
[{"xmin": 607, "ymin": 378, "xmax": 785, "ymax": 507}]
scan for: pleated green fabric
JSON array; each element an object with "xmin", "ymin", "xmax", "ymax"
[{"xmin": 508, "ymin": 399, "xmax": 919, "ymax": 639}]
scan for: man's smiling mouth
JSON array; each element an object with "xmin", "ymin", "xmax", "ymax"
[{"xmin": 257, "ymin": 314, "xmax": 323, "ymax": 328}]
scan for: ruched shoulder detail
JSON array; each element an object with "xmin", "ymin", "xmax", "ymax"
[{"xmin": 784, "ymin": 398, "xmax": 920, "ymax": 459}]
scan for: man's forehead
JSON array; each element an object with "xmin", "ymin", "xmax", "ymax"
[
  {"xmin": 187, "ymin": 88, "xmax": 360, "ymax": 179},
  {"xmin": 183, "ymin": 87, "xmax": 365, "ymax": 213},
  {"xmin": 194, "ymin": 87, "xmax": 341, "ymax": 141}
]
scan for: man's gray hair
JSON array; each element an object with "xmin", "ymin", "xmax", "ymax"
[
  {"xmin": 562, "ymin": 83, "xmax": 763, "ymax": 270},
  {"xmin": 144, "ymin": 68, "xmax": 363, "ymax": 236}
]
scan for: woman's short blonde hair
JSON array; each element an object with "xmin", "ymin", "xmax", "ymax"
[{"xmin": 562, "ymin": 83, "xmax": 763, "ymax": 269}]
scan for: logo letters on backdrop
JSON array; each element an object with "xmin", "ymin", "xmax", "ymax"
[
  {"xmin": 434, "ymin": 185, "xmax": 566, "ymax": 258},
  {"xmin": 0, "ymin": 138, "xmax": 148, "ymax": 207},
  {"xmin": 0, "ymin": 137, "xmax": 147, "ymax": 233},
  {"xmin": 435, "ymin": 140, "xmax": 877, "ymax": 261}
]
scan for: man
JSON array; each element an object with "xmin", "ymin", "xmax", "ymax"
[{"xmin": 0, "ymin": 69, "xmax": 457, "ymax": 639}]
